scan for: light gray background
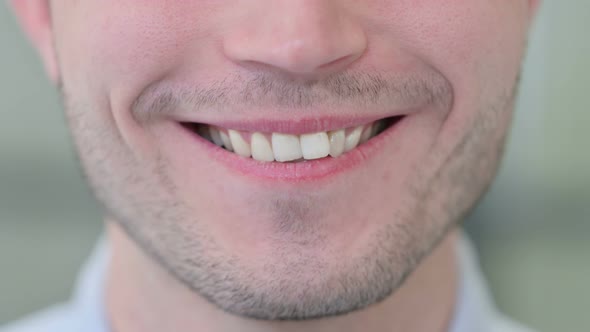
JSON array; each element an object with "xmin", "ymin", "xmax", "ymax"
[{"xmin": 1, "ymin": 3, "xmax": 589, "ymax": 331}]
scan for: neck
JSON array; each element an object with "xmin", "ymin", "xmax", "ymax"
[{"xmin": 105, "ymin": 223, "xmax": 459, "ymax": 332}]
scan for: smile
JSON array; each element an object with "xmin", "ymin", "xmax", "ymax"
[
  {"xmin": 169, "ymin": 114, "xmax": 409, "ymax": 182},
  {"xmin": 182, "ymin": 116, "xmax": 402, "ymax": 163}
]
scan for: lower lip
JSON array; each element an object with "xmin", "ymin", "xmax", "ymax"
[{"xmin": 174, "ymin": 117, "xmax": 405, "ymax": 183}]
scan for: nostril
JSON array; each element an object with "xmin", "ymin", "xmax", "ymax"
[
  {"xmin": 320, "ymin": 55, "xmax": 348, "ymax": 69},
  {"xmin": 226, "ymin": 42, "xmax": 364, "ymax": 77},
  {"xmin": 317, "ymin": 54, "xmax": 358, "ymax": 71}
]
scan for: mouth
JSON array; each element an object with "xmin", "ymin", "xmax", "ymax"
[
  {"xmin": 170, "ymin": 114, "xmax": 408, "ymax": 182},
  {"xmin": 180, "ymin": 116, "xmax": 403, "ymax": 163}
]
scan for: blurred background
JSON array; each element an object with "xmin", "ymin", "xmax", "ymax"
[{"xmin": 1, "ymin": 3, "xmax": 588, "ymax": 331}]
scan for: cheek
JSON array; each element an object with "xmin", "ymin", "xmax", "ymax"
[
  {"xmin": 394, "ymin": 1, "xmax": 528, "ymax": 131},
  {"xmin": 53, "ymin": 2, "xmax": 228, "ymax": 158},
  {"xmin": 392, "ymin": 1, "xmax": 528, "ymax": 77},
  {"xmin": 54, "ymin": 2, "xmax": 222, "ymax": 99},
  {"xmin": 360, "ymin": 1, "xmax": 528, "ymax": 188}
]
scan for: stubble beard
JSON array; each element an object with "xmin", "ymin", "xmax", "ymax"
[{"xmin": 58, "ymin": 69, "xmax": 518, "ymax": 320}]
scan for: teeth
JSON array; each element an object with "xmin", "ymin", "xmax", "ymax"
[
  {"xmin": 194, "ymin": 119, "xmax": 389, "ymax": 162},
  {"xmin": 228, "ymin": 130, "xmax": 251, "ymax": 158},
  {"xmin": 359, "ymin": 124, "xmax": 373, "ymax": 145},
  {"xmin": 219, "ymin": 131, "xmax": 233, "ymax": 152},
  {"xmin": 251, "ymin": 132, "xmax": 275, "ymax": 162},
  {"xmin": 209, "ymin": 127, "xmax": 224, "ymax": 147},
  {"xmin": 344, "ymin": 126, "xmax": 363, "ymax": 152},
  {"xmin": 272, "ymin": 133, "xmax": 302, "ymax": 162},
  {"xmin": 300, "ymin": 132, "xmax": 330, "ymax": 160},
  {"xmin": 328, "ymin": 129, "xmax": 345, "ymax": 158}
]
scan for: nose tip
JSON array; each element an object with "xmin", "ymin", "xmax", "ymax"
[{"xmin": 223, "ymin": 3, "xmax": 367, "ymax": 76}]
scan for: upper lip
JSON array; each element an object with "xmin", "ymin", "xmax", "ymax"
[{"xmin": 174, "ymin": 112, "xmax": 411, "ymax": 135}]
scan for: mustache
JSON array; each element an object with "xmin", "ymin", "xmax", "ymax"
[{"xmin": 132, "ymin": 70, "xmax": 453, "ymax": 120}]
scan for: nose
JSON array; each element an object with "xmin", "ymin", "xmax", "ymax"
[{"xmin": 223, "ymin": 1, "xmax": 367, "ymax": 77}]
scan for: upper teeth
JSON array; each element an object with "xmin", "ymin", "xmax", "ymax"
[{"xmin": 199, "ymin": 121, "xmax": 383, "ymax": 163}]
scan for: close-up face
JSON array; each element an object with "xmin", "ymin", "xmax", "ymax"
[{"xmin": 17, "ymin": 0, "xmax": 537, "ymax": 321}]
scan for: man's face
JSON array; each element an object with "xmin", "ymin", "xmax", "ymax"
[{"xmin": 17, "ymin": 0, "xmax": 536, "ymax": 320}]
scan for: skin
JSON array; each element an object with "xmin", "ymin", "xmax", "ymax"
[{"xmin": 11, "ymin": 1, "xmax": 539, "ymax": 331}]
